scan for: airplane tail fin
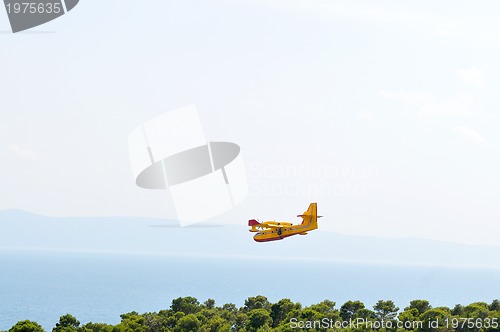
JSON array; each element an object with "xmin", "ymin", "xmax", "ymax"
[
  {"xmin": 248, "ymin": 219, "xmax": 260, "ymax": 227},
  {"xmin": 297, "ymin": 203, "xmax": 321, "ymax": 229},
  {"xmin": 248, "ymin": 219, "xmax": 261, "ymax": 232}
]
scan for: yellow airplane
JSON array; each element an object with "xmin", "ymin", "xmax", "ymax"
[{"xmin": 248, "ymin": 203, "xmax": 321, "ymax": 242}]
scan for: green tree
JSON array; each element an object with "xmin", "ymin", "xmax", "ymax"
[
  {"xmin": 463, "ymin": 302, "xmax": 489, "ymax": 318},
  {"xmin": 307, "ymin": 299, "xmax": 340, "ymax": 324},
  {"xmin": 298, "ymin": 308, "xmax": 323, "ymax": 322},
  {"xmin": 115, "ymin": 312, "xmax": 146, "ymax": 332},
  {"xmin": 218, "ymin": 303, "xmax": 237, "ymax": 325},
  {"xmin": 398, "ymin": 308, "xmax": 420, "ymax": 330},
  {"xmin": 244, "ymin": 296, "xmax": 271, "ymax": 312},
  {"xmin": 201, "ymin": 316, "xmax": 230, "ymax": 332},
  {"xmin": 204, "ymin": 299, "xmax": 216, "ymax": 310},
  {"xmin": 141, "ymin": 312, "xmax": 168, "ymax": 332},
  {"xmin": 80, "ymin": 322, "xmax": 113, "ymax": 332},
  {"xmin": 197, "ymin": 308, "xmax": 215, "ymax": 323},
  {"xmin": 171, "ymin": 297, "xmax": 200, "ymax": 315},
  {"xmin": 174, "ymin": 314, "xmax": 200, "ymax": 332},
  {"xmin": 373, "ymin": 300, "xmax": 399, "ymax": 320},
  {"xmin": 53, "ymin": 314, "xmax": 80, "ymax": 332},
  {"xmin": 270, "ymin": 299, "xmax": 300, "ymax": 327},
  {"xmin": 308, "ymin": 300, "xmax": 337, "ymax": 315},
  {"xmin": 405, "ymin": 300, "xmax": 432, "ymax": 316},
  {"xmin": 419, "ymin": 308, "xmax": 450, "ymax": 332},
  {"xmin": 233, "ymin": 313, "xmax": 248, "ymax": 332},
  {"xmin": 490, "ymin": 300, "xmax": 500, "ymax": 311},
  {"xmin": 247, "ymin": 309, "xmax": 272, "ymax": 331},
  {"xmin": 9, "ymin": 321, "xmax": 45, "ymax": 332},
  {"xmin": 118, "ymin": 312, "xmax": 139, "ymax": 321},
  {"xmin": 452, "ymin": 304, "xmax": 464, "ymax": 316},
  {"xmin": 355, "ymin": 308, "xmax": 376, "ymax": 319},
  {"xmin": 166, "ymin": 312, "xmax": 186, "ymax": 330},
  {"xmin": 340, "ymin": 300, "xmax": 365, "ymax": 321},
  {"xmin": 222, "ymin": 303, "xmax": 237, "ymax": 314}
]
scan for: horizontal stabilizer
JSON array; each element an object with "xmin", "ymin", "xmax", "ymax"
[{"xmin": 298, "ymin": 214, "xmax": 323, "ymax": 218}]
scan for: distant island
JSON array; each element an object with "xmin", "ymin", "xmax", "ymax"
[{"xmin": 4, "ymin": 296, "xmax": 500, "ymax": 332}]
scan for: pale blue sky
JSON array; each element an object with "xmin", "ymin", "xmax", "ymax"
[{"xmin": 1, "ymin": 0, "xmax": 500, "ymax": 246}]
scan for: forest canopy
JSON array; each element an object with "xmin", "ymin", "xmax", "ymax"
[{"xmin": 4, "ymin": 296, "xmax": 500, "ymax": 332}]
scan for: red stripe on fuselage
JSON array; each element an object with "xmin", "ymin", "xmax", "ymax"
[{"xmin": 253, "ymin": 233, "xmax": 296, "ymax": 242}]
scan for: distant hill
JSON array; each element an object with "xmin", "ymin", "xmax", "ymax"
[{"xmin": 1, "ymin": 209, "xmax": 499, "ymax": 268}]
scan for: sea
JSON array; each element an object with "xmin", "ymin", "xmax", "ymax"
[{"xmin": 1, "ymin": 249, "xmax": 500, "ymax": 331}]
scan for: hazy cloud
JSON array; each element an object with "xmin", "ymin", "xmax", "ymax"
[
  {"xmin": 380, "ymin": 89, "xmax": 472, "ymax": 118},
  {"xmin": 243, "ymin": 0, "xmax": 462, "ymax": 36},
  {"xmin": 357, "ymin": 110, "xmax": 373, "ymax": 121},
  {"xmin": 456, "ymin": 66, "xmax": 484, "ymax": 86},
  {"xmin": 7, "ymin": 144, "xmax": 45, "ymax": 162},
  {"xmin": 453, "ymin": 126, "xmax": 487, "ymax": 145}
]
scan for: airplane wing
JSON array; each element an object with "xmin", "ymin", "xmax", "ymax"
[
  {"xmin": 248, "ymin": 219, "xmax": 284, "ymax": 230},
  {"xmin": 258, "ymin": 223, "xmax": 284, "ymax": 229}
]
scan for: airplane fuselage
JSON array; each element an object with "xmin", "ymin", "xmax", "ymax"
[
  {"xmin": 251, "ymin": 222, "xmax": 315, "ymax": 242},
  {"xmin": 248, "ymin": 203, "xmax": 320, "ymax": 242}
]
